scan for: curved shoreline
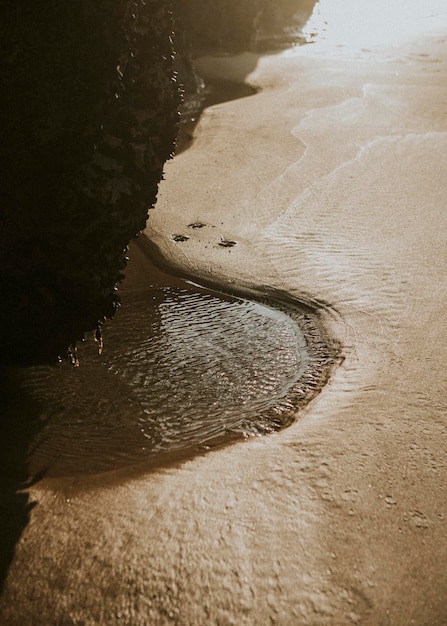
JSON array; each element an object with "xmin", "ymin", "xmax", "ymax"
[
  {"xmin": 23, "ymin": 234, "xmax": 340, "ymax": 480},
  {"xmin": 136, "ymin": 231, "xmax": 341, "ymax": 429},
  {"xmin": 3, "ymin": 5, "xmax": 447, "ymax": 624}
]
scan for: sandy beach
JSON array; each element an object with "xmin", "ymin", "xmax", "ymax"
[{"xmin": 1, "ymin": 2, "xmax": 447, "ymax": 624}]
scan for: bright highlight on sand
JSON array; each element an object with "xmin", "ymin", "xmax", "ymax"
[{"xmin": 303, "ymin": 0, "xmax": 447, "ymax": 53}]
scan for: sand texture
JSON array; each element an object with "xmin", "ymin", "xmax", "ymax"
[{"xmin": 1, "ymin": 2, "xmax": 447, "ymax": 624}]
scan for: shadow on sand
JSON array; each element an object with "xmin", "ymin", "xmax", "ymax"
[
  {"xmin": 176, "ymin": 1, "xmax": 318, "ymax": 155},
  {"xmin": 0, "ymin": 368, "xmax": 44, "ymax": 593}
]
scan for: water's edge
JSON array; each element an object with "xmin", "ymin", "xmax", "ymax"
[
  {"xmin": 18, "ymin": 234, "xmax": 339, "ymax": 483},
  {"xmin": 131, "ymin": 235, "xmax": 341, "ymax": 455}
]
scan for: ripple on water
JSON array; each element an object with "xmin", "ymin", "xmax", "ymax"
[{"xmin": 21, "ymin": 280, "xmax": 332, "ymax": 477}]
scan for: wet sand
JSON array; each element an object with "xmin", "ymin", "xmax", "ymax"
[
  {"xmin": 2, "ymin": 2, "xmax": 447, "ymax": 624},
  {"xmin": 9, "ymin": 236, "xmax": 334, "ymax": 479}
]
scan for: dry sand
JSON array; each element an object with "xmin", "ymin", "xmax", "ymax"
[{"xmin": 1, "ymin": 2, "xmax": 447, "ymax": 624}]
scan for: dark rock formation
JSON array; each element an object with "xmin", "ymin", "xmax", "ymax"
[
  {"xmin": 171, "ymin": 0, "xmax": 316, "ymax": 147},
  {"xmin": 172, "ymin": 0, "xmax": 316, "ymax": 52},
  {"xmin": 0, "ymin": 1, "xmax": 315, "ymax": 365},
  {"xmin": 0, "ymin": 1, "xmax": 179, "ymax": 364}
]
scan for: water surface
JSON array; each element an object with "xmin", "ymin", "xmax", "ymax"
[{"xmin": 21, "ymin": 239, "xmax": 333, "ymax": 477}]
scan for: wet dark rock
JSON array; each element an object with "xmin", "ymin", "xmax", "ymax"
[
  {"xmin": 0, "ymin": 1, "xmax": 316, "ymax": 366},
  {"xmin": 0, "ymin": 1, "xmax": 179, "ymax": 364}
]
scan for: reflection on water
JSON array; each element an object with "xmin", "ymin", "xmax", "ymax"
[
  {"xmin": 19, "ymin": 240, "xmax": 333, "ymax": 477},
  {"xmin": 111, "ymin": 289, "xmax": 308, "ymax": 440}
]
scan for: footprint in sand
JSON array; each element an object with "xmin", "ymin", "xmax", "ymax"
[
  {"xmin": 172, "ymin": 234, "xmax": 190, "ymax": 242},
  {"xmin": 187, "ymin": 221, "xmax": 207, "ymax": 229},
  {"xmin": 218, "ymin": 237, "xmax": 237, "ymax": 248}
]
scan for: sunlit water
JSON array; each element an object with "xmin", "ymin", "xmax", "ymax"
[
  {"xmin": 20, "ymin": 243, "xmax": 332, "ymax": 477},
  {"xmin": 302, "ymin": 0, "xmax": 447, "ymax": 54}
]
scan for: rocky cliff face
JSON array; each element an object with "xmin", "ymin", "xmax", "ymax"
[
  {"xmin": 171, "ymin": 0, "xmax": 316, "ymax": 131},
  {"xmin": 0, "ymin": 1, "xmax": 179, "ymax": 364},
  {"xmin": 0, "ymin": 1, "xmax": 314, "ymax": 365},
  {"xmin": 173, "ymin": 0, "xmax": 316, "ymax": 52}
]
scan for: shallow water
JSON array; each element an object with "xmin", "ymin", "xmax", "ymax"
[{"xmin": 19, "ymin": 240, "xmax": 331, "ymax": 477}]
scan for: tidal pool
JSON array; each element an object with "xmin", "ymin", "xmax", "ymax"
[{"xmin": 19, "ymin": 240, "xmax": 334, "ymax": 477}]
